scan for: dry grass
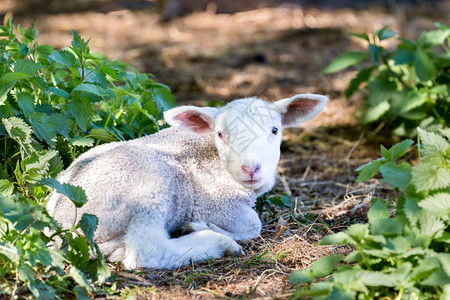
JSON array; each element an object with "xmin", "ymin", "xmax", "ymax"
[{"xmin": 104, "ymin": 187, "xmax": 374, "ymax": 299}]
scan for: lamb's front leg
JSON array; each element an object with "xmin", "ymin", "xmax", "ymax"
[
  {"xmin": 172, "ymin": 205, "xmax": 262, "ymax": 241},
  {"xmin": 121, "ymin": 216, "xmax": 243, "ymax": 269}
]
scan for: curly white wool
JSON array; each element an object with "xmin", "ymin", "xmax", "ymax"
[{"xmin": 46, "ymin": 94, "xmax": 328, "ymax": 269}]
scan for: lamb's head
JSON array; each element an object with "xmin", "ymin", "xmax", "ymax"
[{"xmin": 164, "ymin": 94, "xmax": 328, "ymax": 192}]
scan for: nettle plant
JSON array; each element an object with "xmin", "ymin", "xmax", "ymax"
[
  {"xmin": 323, "ymin": 24, "xmax": 450, "ymax": 137},
  {"xmin": 289, "ymin": 128, "xmax": 450, "ymax": 299},
  {"xmin": 0, "ymin": 19, "xmax": 174, "ymax": 298}
]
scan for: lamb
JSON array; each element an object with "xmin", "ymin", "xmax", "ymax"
[{"xmin": 46, "ymin": 93, "xmax": 328, "ymax": 269}]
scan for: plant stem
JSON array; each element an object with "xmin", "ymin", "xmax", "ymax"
[
  {"xmin": 395, "ymin": 286, "xmax": 404, "ymax": 300},
  {"xmin": 429, "ymin": 102, "xmax": 446, "ymax": 125}
]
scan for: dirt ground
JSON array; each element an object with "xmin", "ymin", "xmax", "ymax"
[{"xmin": 2, "ymin": 0, "xmax": 449, "ymax": 298}]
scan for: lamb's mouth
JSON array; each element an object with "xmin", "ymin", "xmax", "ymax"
[{"xmin": 242, "ymin": 179, "xmax": 261, "ymax": 187}]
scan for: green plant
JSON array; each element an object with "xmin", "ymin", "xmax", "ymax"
[
  {"xmin": 0, "ymin": 18, "xmax": 174, "ymax": 298},
  {"xmin": 255, "ymin": 193, "xmax": 292, "ymax": 218},
  {"xmin": 323, "ymin": 24, "xmax": 450, "ymax": 137},
  {"xmin": 289, "ymin": 128, "xmax": 450, "ymax": 299}
]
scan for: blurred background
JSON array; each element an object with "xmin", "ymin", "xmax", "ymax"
[{"xmin": 1, "ymin": 1, "xmax": 448, "ymax": 120}]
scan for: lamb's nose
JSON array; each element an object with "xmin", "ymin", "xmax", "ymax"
[{"xmin": 241, "ymin": 164, "xmax": 261, "ymax": 177}]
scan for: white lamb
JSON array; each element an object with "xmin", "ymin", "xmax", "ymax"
[{"xmin": 46, "ymin": 93, "xmax": 328, "ymax": 269}]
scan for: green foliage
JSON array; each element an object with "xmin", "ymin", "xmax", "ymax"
[
  {"xmin": 255, "ymin": 193, "xmax": 292, "ymax": 218},
  {"xmin": 290, "ymin": 128, "xmax": 450, "ymax": 299},
  {"xmin": 0, "ymin": 19, "xmax": 174, "ymax": 298},
  {"xmin": 323, "ymin": 24, "xmax": 450, "ymax": 137}
]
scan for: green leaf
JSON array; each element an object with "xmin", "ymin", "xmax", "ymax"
[
  {"xmin": 3, "ymin": 117, "xmax": 33, "ymax": 153},
  {"xmin": 0, "ymin": 241, "xmax": 19, "ymax": 262},
  {"xmin": 0, "ymin": 179, "xmax": 14, "ymax": 196},
  {"xmin": 419, "ymin": 193, "xmax": 450, "ymax": 218},
  {"xmin": 412, "ymin": 163, "xmax": 450, "ymax": 192},
  {"xmin": 320, "ymin": 231, "xmax": 350, "ymax": 245},
  {"xmin": 414, "ymin": 47, "xmax": 437, "ymax": 81},
  {"xmin": 369, "ymin": 44, "xmax": 383, "ymax": 63},
  {"xmin": 91, "ymin": 247, "xmax": 111, "ymax": 283},
  {"xmin": 36, "ymin": 248, "xmax": 53, "ymax": 266},
  {"xmin": 17, "ymin": 265, "xmax": 35, "ymax": 282},
  {"xmin": 78, "ymin": 213, "xmax": 98, "ymax": 247},
  {"xmin": 22, "ymin": 22, "xmax": 38, "ymax": 44},
  {"xmin": 30, "ymin": 112, "xmax": 57, "ymax": 146},
  {"xmin": 385, "ymin": 236, "xmax": 410, "ymax": 253},
  {"xmin": 418, "ymin": 212, "xmax": 445, "ymax": 237},
  {"xmin": 17, "ymin": 93, "xmax": 35, "ymax": 116},
  {"xmin": 18, "ymin": 265, "xmax": 56, "ymax": 299},
  {"xmin": 387, "ymin": 139, "xmax": 415, "ymax": 160},
  {"xmin": 360, "ymin": 262, "xmax": 412, "ymax": 287},
  {"xmin": 48, "ymin": 249, "xmax": 67, "ymax": 269},
  {"xmin": 66, "ymin": 98, "xmax": 93, "ymax": 132},
  {"xmin": 392, "ymin": 49, "xmax": 415, "ymax": 65},
  {"xmin": 400, "ymin": 90, "xmax": 427, "ymax": 113},
  {"xmin": 289, "ymin": 254, "xmax": 343, "ymax": 283},
  {"xmin": 345, "ymin": 67, "xmax": 374, "ymax": 98},
  {"xmin": 21, "ymin": 150, "xmax": 58, "ymax": 175},
  {"xmin": 0, "ymin": 72, "xmax": 30, "ymax": 82},
  {"xmin": 368, "ymin": 199, "xmax": 390, "ymax": 223},
  {"xmin": 48, "ymin": 87, "xmax": 70, "ymax": 99},
  {"xmin": 289, "ymin": 270, "xmax": 314, "ymax": 283},
  {"xmin": 69, "ymin": 266, "xmax": 93, "ymax": 292},
  {"xmin": 420, "ymin": 28, "xmax": 450, "ymax": 47},
  {"xmin": 149, "ymin": 83, "xmax": 176, "ymax": 112},
  {"xmin": 0, "ymin": 81, "xmax": 16, "ymax": 105},
  {"xmin": 14, "ymin": 59, "xmax": 43, "ymax": 76},
  {"xmin": 41, "ymin": 178, "xmax": 88, "ymax": 208},
  {"xmin": 441, "ymin": 128, "xmax": 450, "ymax": 140},
  {"xmin": 435, "ymin": 253, "xmax": 450, "ymax": 278},
  {"xmin": 49, "ymin": 114, "xmax": 72, "ymax": 138},
  {"xmin": 308, "ymin": 254, "xmax": 343, "ymax": 277},
  {"xmin": 72, "ymin": 83, "xmax": 105, "ymax": 97},
  {"xmin": 73, "ymin": 286, "xmax": 91, "ymax": 300},
  {"xmin": 379, "ymin": 162, "xmax": 412, "ymax": 190},
  {"xmin": 69, "ymin": 136, "xmax": 95, "ymax": 147},
  {"xmin": 362, "ymin": 100, "xmax": 390, "ymax": 124},
  {"xmin": 380, "ymin": 144, "xmax": 392, "ymax": 161},
  {"xmin": 376, "ymin": 26, "xmax": 397, "ymax": 40},
  {"xmin": 418, "ymin": 128, "xmax": 449, "ymax": 156},
  {"xmin": 370, "ymin": 218, "xmax": 403, "ymax": 236},
  {"xmin": 429, "ymin": 84, "xmax": 448, "ymax": 97},
  {"xmin": 49, "ymin": 50, "xmax": 80, "ymax": 68},
  {"xmin": 356, "ymin": 158, "xmax": 385, "ymax": 183},
  {"xmin": 328, "ymin": 285, "xmax": 356, "ymax": 300},
  {"xmin": 409, "ymin": 258, "xmax": 439, "ymax": 282},
  {"xmin": 71, "ymin": 29, "xmax": 90, "ymax": 57},
  {"xmin": 421, "ymin": 267, "xmax": 450, "ymax": 286},
  {"xmin": 349, "ymin": 32, "xmax": 370, "ymax": 42},
  {"xmin": 322, "ymin": 51, "xmax": 368, "ymax": 74},
  {"xmin": 89, "ymin": 128, "xmax": 116, "ymax": 143},
  {"xmin": 28, "ymin": 280, "xmax": 56, "ymax": 300},
  {"xmin": 367, "ymin": 77, "xmax": 397, "ymax": 106},
  {"xmin": 346, "ymin": 223, "xmax": 369, "ymax": 242}
]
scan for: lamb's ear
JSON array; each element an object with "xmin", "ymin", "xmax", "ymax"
[
  {"xmin": 274, "ymin": 94, "xmax": 328, "ymax": 127},
  {"xmin": 164, "ymin": 106, "xmax": 219, "ymax": 133}
]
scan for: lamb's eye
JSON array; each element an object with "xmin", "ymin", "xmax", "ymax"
[
  {"xmin": 217, "ymin": 132, "xmax": 224, "ymax": 139},
  {"xmin": 271, "ymin": 127, "xmax": 278, "ymax": 135}
]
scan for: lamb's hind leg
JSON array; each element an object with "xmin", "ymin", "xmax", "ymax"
[
  {"xmin": 121, "ymin": 221, "xmax": 243, "ymax": 269},
  {"xmin": 172, "ymin": 206, "xmax": 262, "ymax": 241}
]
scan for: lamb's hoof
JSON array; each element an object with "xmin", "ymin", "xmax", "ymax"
[{"xmin": 223, "ymin": 240, "xmax": 244, "ymax": 257}]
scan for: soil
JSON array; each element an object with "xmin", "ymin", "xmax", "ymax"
[{"xmin": 2, "ymin": 0, "xmax": 448, "ymax": 298}]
